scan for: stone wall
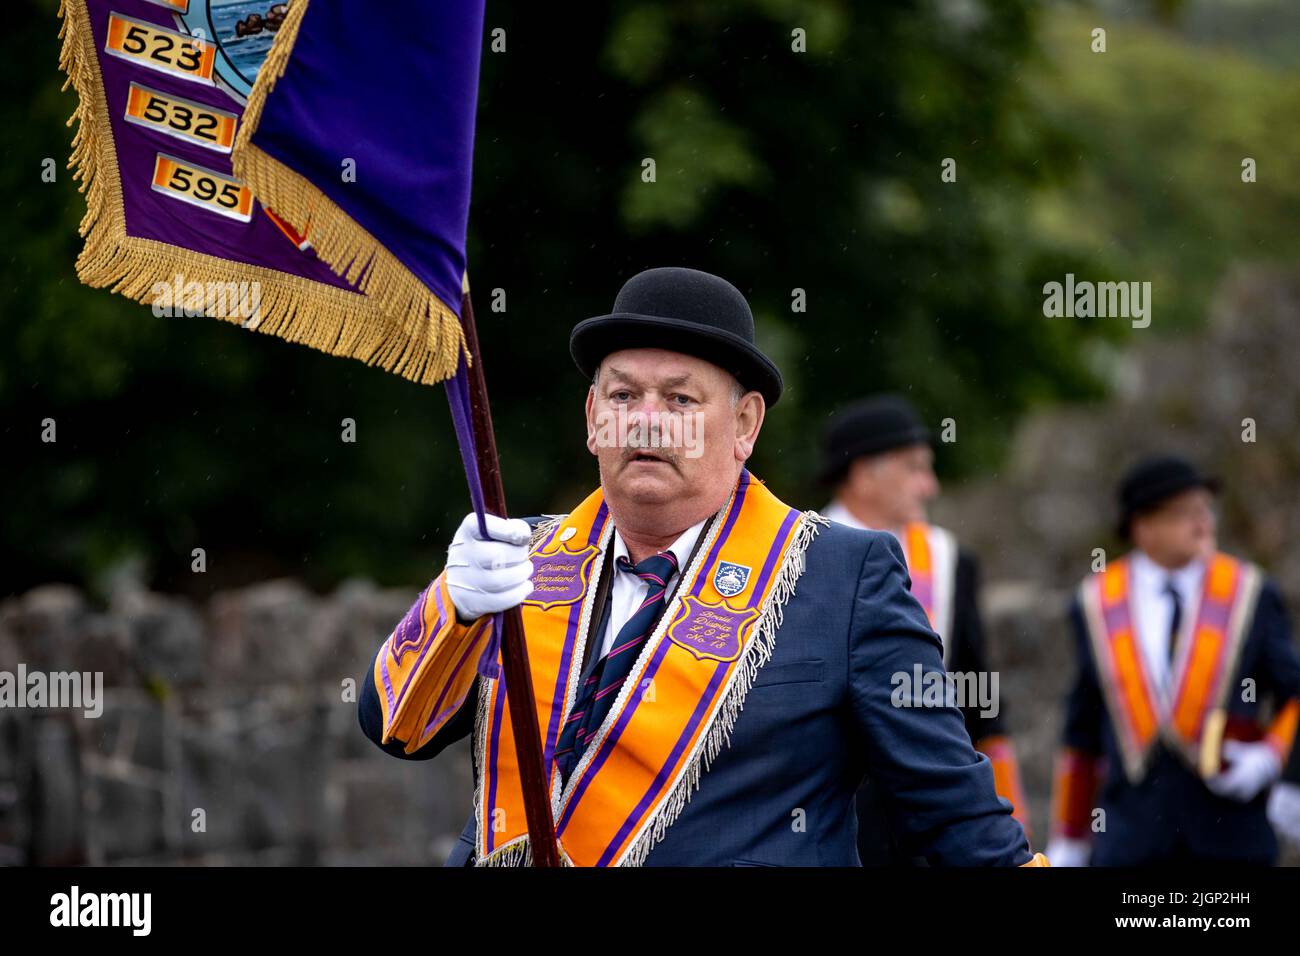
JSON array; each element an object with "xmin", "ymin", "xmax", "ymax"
[{"xmin": 0, "ymin": 579, "xmax": 472, "ymax": 866}]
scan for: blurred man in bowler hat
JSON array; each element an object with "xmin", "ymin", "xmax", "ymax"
[
  {"xmin": 820, "ymin": 395, "xmax": 1029, "ymax": 864},
  {"xmin": 1047, "ymin": 455, "xmax": 1300, "ymax": 865}
]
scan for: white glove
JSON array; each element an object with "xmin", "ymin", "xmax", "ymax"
[
  {"xmin": 1044, "ymin": 836, "xmax": 1091, "ymax": 867},
  {"xmin": 1205, "ymin": 739, "xmax": 1281, "ymax": 803},
  {"xmin": 1267, "ymin": 781, "xmax": 1300, "ymax": 847},
  {"xmin": 444, "ymin": 512, "xmax": 533, "ymax": 623}
]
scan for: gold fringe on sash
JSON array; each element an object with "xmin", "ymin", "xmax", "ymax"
[
  {"xmin": 56, "ymin": 1, "xmax": 433, "ymax": 377},
  {"xmin": 231, "ymin": 0, "xmax": 468, "ymax": 385}
]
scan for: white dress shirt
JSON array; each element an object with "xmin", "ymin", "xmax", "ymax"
[
  {"xmin": 824, "ymin": 500, "xmax": 869, "ymax": 533},
  {"xmin": 822, "ymin": 499, "xmax": 956, "ymax": 653},
  {"xmin": 1129, "ymin": 549, "xmax": 1204, "ymax": 703},
  {"xmin": 595, "ymin": 520, "xmax": 707, "ymax": 659},
  {"xmin": 823, "ymin": 500, "xmax": 906, "ymax": 542}
]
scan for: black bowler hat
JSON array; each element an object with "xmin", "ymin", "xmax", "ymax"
[
  {"xmin": 570, "ymin": 267, "xmax": 784, "ymax": 406},
  {"xmin": 819, "ymin": 394, "xmax": 931, "ymax": 485},
  {"xmin": 1117, "ymin": 455, "xmax": 1220, "ymax": 538}
]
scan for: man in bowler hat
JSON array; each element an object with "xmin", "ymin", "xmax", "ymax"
[
  {"xmin": 820, "ymin": 395, "xmax": 1029, "ymax": 864},
  {"xmin": 1047, "ymin": 455, "xmax": 1300, "ymax": 865},
  {"xmin": 358, "ymin": 267, "xmax": 1047, "ymax": 866}
]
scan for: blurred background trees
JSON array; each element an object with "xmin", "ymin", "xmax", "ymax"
[{"xmin": 4, "ymin": 0, "xmax": 1299, "ymax": 598}]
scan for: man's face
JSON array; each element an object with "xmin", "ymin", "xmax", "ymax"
[
  {"xmin": 585, "ymin": 348, "xmax": 762, "ymax": 512},
  {"xmin": 1132, "ymin": 487, "xmax": 1217, "ymax": 567},
  {"xmin": 845, "ymin": 444, "xmax": 939, "ymax": 526}
]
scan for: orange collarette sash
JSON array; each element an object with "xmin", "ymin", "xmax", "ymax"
[
  {"xmin": 474, "ymin": 471, "xmax": 824, "ymax": 866},
  {"xmin": 900, "ymin": 522, "xmax": 957, "ymax": 664},
  {"xmin": 1078, "ymin": 552, "xmax": 1261, "ymax": 783}
]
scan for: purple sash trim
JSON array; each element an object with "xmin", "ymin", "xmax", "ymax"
[
  {"xmin": 753, "ymin": 509, "xmax": 799, "ymax": 599},
  {"xmin": 596, "ymin": 660, "xmax": 727, "ymax": 866},
  {"xmin": 911, "ymin": 576, "xmax": 934, "ymax": 613},
  {"xmin": 556, "ymin": 634, "xmax": 676, "ymax": 836},
  {"xmin": 425, "ymin": 620, "xmax": 490, "ymax": 737},
  {"xmin": 694, "ymin": 470, "xmax": 753, "ymax": 582},
  {"xmin": 1168, "ymin": 563, "xmax": 1248, "ymax": 743},
  {"xmin": 556, "ymin": 472, "xmax": 753, "ymax": 839},
  {"xmin": 542, "ymin": 504, "xmax": 609, "ymax": 781},
  {"xmin": 485, "ymin": 672, "xmax": 507, "ymax": 855},
  {"xmin": 1102, "ymin": 596, "xmax": 1132, "ymax": 635},
  {"xmin": 484, "ymin": 502, "xmax": 610, "ymax": 854},
  {"xmin": 390, "ymin": 581, "xmax": 448, "ymax": 717},
  {"xmin": 1199, "ymin": 594, "xmax": 1232, "ymax": 632},
  {"xmin": 390, "ymin": 584, "xmax": 432, "ymax": 664},
  {"xmin": 597, "ymin": 505, "xmax": 798, "ymax": 863},
  {"xmin": 475, "ymin": 615, "xmax": 502, "ymax": 681},
  {"xmin": 380, "ymin": 654, "xmax": 396, "ymax": 715}
]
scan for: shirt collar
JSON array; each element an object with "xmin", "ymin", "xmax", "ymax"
[
  {"xmin": 1131, "ymin": 548, "xmax": 1204, "ymax": 598},
  {"xmin": 611, "ymin": 519, "xmax": 707, "ymax": 574},
  {"xmin": 825, "ymin": 499, "xmax": 906, "ymax": 539},
  {"xmin": 824, "ymin": 500, "xmax": 863, "ymax": 530}
]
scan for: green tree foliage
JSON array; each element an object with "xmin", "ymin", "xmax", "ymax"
[
  {"xmin": 1026, "ymin": 7, "xmax": 1300, "ymax": 335},
  {"xmin": 2, "ymin": 1, "xmax": 1126, "ymax": 595}
]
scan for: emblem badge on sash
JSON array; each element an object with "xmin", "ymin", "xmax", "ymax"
[
  {"xmin": 713, "ymin": 561, "xmax": 751, "ymax": 597},
  {"xmin": 666, "ymin": 597, "xmax": 759, "ymax": 663},
  {"xmin": 524, "ymin": 545, "xmax": 599, "ymax": 610}
]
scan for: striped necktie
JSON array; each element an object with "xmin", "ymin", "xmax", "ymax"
[{"xmin": 553, "ymin": 550, "xmax": 679, "ymax": 785}]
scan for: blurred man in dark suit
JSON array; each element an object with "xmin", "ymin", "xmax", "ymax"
[
  {"xmin": 1048, "ymin": 456, "xmax": 1300, "ymax": 865},
  {"xmin": 821, "ymin": 395, "xmax": 1029, "ymax": 865}
]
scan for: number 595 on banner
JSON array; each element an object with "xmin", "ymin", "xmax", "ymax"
[{"xmin": 151, "ymin": 153, "xmax": 253, "ymax": 222}]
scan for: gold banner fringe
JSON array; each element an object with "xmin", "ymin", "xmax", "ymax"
[
  {"xmin": 57, "ymin": 0, "xmax": 458, "ymax": 385},
  {"xmin": 231, "ymin": 0, "xmax": 468, "ymax": 383}
]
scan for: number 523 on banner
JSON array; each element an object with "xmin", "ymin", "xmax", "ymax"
[{"xmin": 105, "ymin": 12, "xmax": 216, "ymax": 84}]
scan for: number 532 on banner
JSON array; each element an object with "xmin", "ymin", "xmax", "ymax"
[{"xmin": 126, "ymin": 83, "xmax": 237, "ymax": 152}]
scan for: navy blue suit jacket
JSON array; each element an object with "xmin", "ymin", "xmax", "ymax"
[
  {"xmin": 359, "ymin": 519, "xmax": 1031, "ymax": 866},
  {"xmin": 857, "ymin": 548, "xmax": 1009, "ymax": 863},
  {"xmin": 1062, "ymin": 579, "xmax": 1300, "ymax": 865}
]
